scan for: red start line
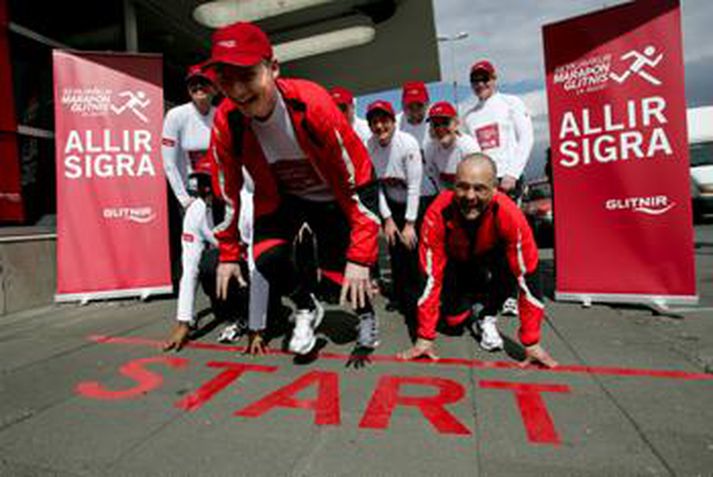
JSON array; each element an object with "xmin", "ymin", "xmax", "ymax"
[{"xmin": 75, "ymin": 335, "xmax": 713, "ymax": 447}]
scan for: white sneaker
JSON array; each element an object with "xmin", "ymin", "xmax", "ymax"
[
  {"xmin": 477, "ymin": 315, "xmax": 504, "ymax": 352},
  {"xmin": 501, "ymin": 297, "xmax": 519, "ymax": 317},
  {"xmin": 288, "ymin": 295, "xmax": 324, "ymax": 355},
  {"xmin": 217, "ymin": 322, "xmax": 246, "ymax": 343}
]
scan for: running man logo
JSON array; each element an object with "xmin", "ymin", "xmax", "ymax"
[
  {"xmin": 110, "ymin": 91, "xmax": 151, "ymax": 123},
  {"xmin": 609, "ymin": 46, "xmax": 663, "ymax": 86}
]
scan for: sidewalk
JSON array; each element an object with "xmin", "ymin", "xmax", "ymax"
[{"xmin": 0, "ymin": 225, "xmax": 711, "ymax": 476}]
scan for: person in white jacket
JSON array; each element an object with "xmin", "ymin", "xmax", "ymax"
[
  {"xmin": 396, "ymin": 81, "xmax": 440, "ymax": 208},
  {"xmin": 423, "ymin": 101, "xmax": 481, "ymax": 190},
  {"xmin": 161, "ymin": 64, "xmax": 218, "ymax": 210},
  {"xmin": 367, "ymin": 100, "xmax": 423, "ymax": 331},
  {"xmin": 163, "ymin": 158, "xmax": 271, "ymax": 352},
  {"xmin": 462, "ymin": 59, "xmax": 535, "ymax": 318}
]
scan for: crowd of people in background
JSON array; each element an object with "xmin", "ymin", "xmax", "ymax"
[{"xmin": 159, "ymin": 21, "xmax": 557, "ymax": 369}]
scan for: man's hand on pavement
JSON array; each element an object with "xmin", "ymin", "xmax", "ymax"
[
  {"xmin": 245, "ymin": 331, "xmax": 268, "ymax": 356},
  {"xmin": 519, "ymin": 343, "xmax": 558, "ymax": 369},
  {"xmin": 398, "ymin": 338, "xmax": 439, "ymax": 361}
]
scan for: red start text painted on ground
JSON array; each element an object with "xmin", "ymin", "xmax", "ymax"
[{"xmin": 76, "ymin": 355, "xmax": 569, "ymax": 446}]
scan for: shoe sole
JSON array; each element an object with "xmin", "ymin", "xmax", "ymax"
[
  {"xmin": 479, "ymin": 340, "xmax": 504, "ymax": 352},
  {"xmin": 289, "ymin": 335, "xmax": 316, "ymax": 355},
  {"xmin": 289, "ymin": 302, "xmax": 324, "ymax": 355}
]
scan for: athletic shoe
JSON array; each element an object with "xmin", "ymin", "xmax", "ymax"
[
  {"xmin": 357, "ymin": 311, "xmax": 380, "ymax": 349},
  {"xmin": 288, "ymin": 295, "xmax": 324, "ymax": 355},
  {"xmin": 217, "ymin": 322, "xmax": 246, "ymax": 343},
  {"xmin": 501, "ymin": 297, "xmax": 519, "ymax": 317},
  {"xmin": 474, "ymin": 315, "xmax": 504, "ymax": 351}
]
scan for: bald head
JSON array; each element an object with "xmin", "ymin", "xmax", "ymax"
[
  {"xmin": 453, "ymin": 153, "xmax": 498, "ymax": 220},
  {"xmin": 456, "ymin": 153, "xmax": 498, "ymax": 187}
]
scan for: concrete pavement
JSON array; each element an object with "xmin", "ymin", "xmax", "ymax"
[{"xmin": 0, "ymin": 224, "xmax": 712, "ymax": 476}]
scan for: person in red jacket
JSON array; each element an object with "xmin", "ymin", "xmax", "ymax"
[
  {"xmin": 202, "ymin": 22, "xmax": 381, "ymax": 357},
  {"xmin": 398, "ymin": 153, "xmax": 557, "ymax": 368}
]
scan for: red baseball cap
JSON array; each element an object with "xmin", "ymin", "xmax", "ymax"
[
  {"xmin": 330, "ymin": 87, "xmax": 354, "ymax": 106},
  {"xmin": 366, "ymin": 100, "xmax": 395, "ymax": 120},
  {"xmin": 203, "ymin": 22, "xmax": 273, "ymax": 70},
  {"xmin": 470, "ymin": 60, "xmax": 496, "ymax": 77},
  {"xmin": 401, "ymin": 81, "xmax": 429, "ymax": 106},
  {"xmin": 428, "ymin": 101, "xmax": 457, "ymax": 120},
  {"xmin": 186, "ymin": 62, "xmax": 214, "ymax": 83}
]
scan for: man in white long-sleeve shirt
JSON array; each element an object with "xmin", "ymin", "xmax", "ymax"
[
  {"xmin": 367, "ymin": 100, "xmax": 422, "ymax": 331},
  {"xmin": 163, "ymin": 159, "xmax": 271, "ymax": 351},
  {"xmin": 462, "ymin": 59, "xmax": 535, "ymax": 318},
  {"xmin": 462, "ymin": 60, "xmax": 534, "ymax": 199},
  {"xmin": 396, "ymin": 81, "xmax": 440, "ymax": 209},
  {"xmin": 161, "ymin": 64, "xmax": 218, "ymax": 209},
  {"xmin": 424, "ymin": 101, "xmax": 481, "ymax": 190}
]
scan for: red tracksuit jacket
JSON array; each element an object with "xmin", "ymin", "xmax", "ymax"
[
  {"xmin": 417, "ymin": 190, "xmax": 544, "ymax": 345},
  {"xmin": 209, "ymin": 78, "xmax": 380, "ymax": 266}
]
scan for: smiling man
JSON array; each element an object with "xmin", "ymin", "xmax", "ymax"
[
  {"xmin": 203, "ymin": 22, "xmax": 381, "ymax": 356},
  {"xmin": 398, "ymin": 154, "xmax": 556, "ymax": 368}
]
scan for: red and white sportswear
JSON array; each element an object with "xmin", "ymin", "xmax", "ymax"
[
  {"xmin": 417, "ymin": 190, "xmax": 544, "ymax": 345},
  {"xmin": 462, "ymin": 92, "xmax": 534, "ymax": 180},
  {"xmin": 210, "ymin": 78, "xmax": 380, "ymax": 266},
  {"xmin": 162, "ymin": 102, "xmax": 216, "ymax": 207}
]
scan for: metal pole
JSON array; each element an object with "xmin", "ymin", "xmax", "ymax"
[{"xmin": 124, "ymin": 0, "xmax": 138, "ymax": 52}]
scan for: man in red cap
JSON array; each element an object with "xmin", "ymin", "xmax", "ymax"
[
  {"xmin": 397, "ymin": 81, "xmax": 440, "ymax": 208},
  {"xmin": 330, "ymin": 86, "xmax": 371, "ymax": 144},
  {"xmin": 398, "ymin": 154, "xmax": 557, "ymax": 368},
  {"xmin": 423, "ymin": 101, "xmax": 481, "ymax": 190},
  {"xmin": 162, "ymin": 63, "xmax": 218, "ymax": 210},
  {"xmin": 463, "ymin": 59, "xmax": 534, "ymax": 321},
  {"xmin": 366, "ymin": 100, "xmax": 423, "ymax": 334},
  {"xmin": 203, "ymin": 22, "xmax": 381, "ymax": 357}
]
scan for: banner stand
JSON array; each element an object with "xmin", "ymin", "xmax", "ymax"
[
  {"xmin": 55, "ymin": 286, "xmax": 174, "ymax": 305},
  {"xmin": 543, "ymin": 0, "xmax": 698, "ymax": 309},
  {"xmin": 555, "ymin": 292, "xmax": 698, "ymax": 309},
  {"xmin": 53, "ymin": 51, "xmax": 172, "ymax": 302}
]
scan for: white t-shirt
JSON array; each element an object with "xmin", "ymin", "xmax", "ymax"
[
  {"xmin": 368, "ymin": 130, "xmax": 422, "ymax": 222},
  {"xmin": 250, "ymin": 93, "xmax": 334, "ymax": 202},
  {"xmin": 396, "ymin": 112, "xmax": 439, "ymax": 197},
  {"xmin": 424, "ymin": 134, "xmax": 481, "ymax": 190},
  {"xmin": 162, "ymin": 102, "xmax": 215, "ymax": 207},
  {"xmin": 352, "ymin": 116, "xmax": 371, "ymax": 145},
  {"xmin": 462, "ymin": 92, "xmax": 534, "ymax": 180}
]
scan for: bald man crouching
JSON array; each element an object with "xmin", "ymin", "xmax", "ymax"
[{"xmin": 398, "ymin": 153, "xmax": 557, "ymax": 368}]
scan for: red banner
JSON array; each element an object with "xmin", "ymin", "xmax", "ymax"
[
  {"xmin": 53, "ymin": 51, "xmax": 171, "ymax": 301},
  {"xmin": 543, "ymin": 0, "xmax": 697, "ymax": 306},
  {"xmin": 0, "ymin": 0, "xmax": 23, "ymax": 222}
]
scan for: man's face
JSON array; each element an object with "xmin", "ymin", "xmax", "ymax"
[
  {"xmin": 337, "ymin": 102, "xmax": 355, "ymax": 123},
  {"xmin": 470, "ymin": 72, "xmax": 496, "ymax": 101},
  {"xmin": 368, "ymin": 112, "xmax": 396, "ymax": 146},
  {"xmin": 454, "ymin": 162, "xmax": 496, "ymax": 220},
  {"xmin": 405, "ymin": 101, "xmax": 427, "ymax": 124},
  {"xmin": 430, "ymin": 116, "xmax": 459, "ymax": 148},
  {"xmin": 217, "ymin": 62, "xmax": 278, "ymax": 119},
  {"xmin": 187, "ymin": 78, "xmax": 216, "ymax": 104}
]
